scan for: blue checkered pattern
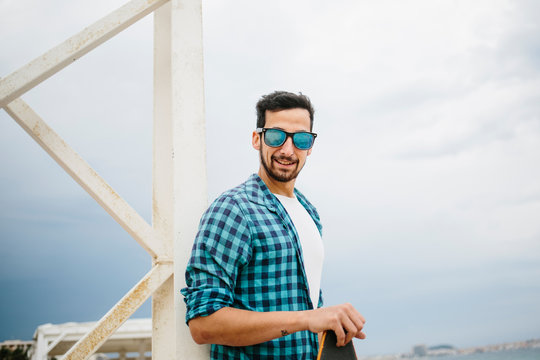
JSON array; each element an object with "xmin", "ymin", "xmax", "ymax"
[{"xmin": 181, "ymin": 174, "xmax": 324, "ymax": 359}]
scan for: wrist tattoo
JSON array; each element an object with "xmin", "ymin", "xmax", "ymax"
[{"xmin": 281, "ymin": 330, "xmax": 289, "ymax": 337}]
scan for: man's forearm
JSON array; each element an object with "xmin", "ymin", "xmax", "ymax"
[
  {"xmin": 188, "ymin": 303, "xmax": 366, "ymax": 347},
  {"xmin": 188, "ymin": 307, "xmax": 309, "ymax": 346}
]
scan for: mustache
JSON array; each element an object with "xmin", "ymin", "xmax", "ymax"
[{"xmin": 272, "ymin": 155, "xmax": 298, "ymax": 163}]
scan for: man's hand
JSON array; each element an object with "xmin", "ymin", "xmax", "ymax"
[
  {"xmin": 306, "ymin": 303, "xmax": 366, "ymax": 347},
  {"xmin": 188, "ymin": 304, "xmax": 365, "ymax": 347}
]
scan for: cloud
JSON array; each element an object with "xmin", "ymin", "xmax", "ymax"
[{"xmin": 2, "ymin": 0, "xmax": 540, "ymax": 355}]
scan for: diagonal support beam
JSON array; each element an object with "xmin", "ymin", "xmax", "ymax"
[
  {"xmin": 63, "ymin": 263, "xmax": 173, "ymax": 360},
  {"xmin": 46, "ymin": 331, "xmax": 67, "ymax": 355},
  {"xmin": 4, "ymin": 98, "xmax": 163, "ymax": 258},
  {"xmin": 0, "ymin": 0, "xmax": 169, "ymax": 107}
]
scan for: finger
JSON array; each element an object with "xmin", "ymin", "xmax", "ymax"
[
  {"xmin": 356, "ymin": 331, "xmax": 367, "ymax": 340},
  {"xmin": 347, "ymin": 314, "xmax": 364, "ymax": 339},
  {"xmin": 345, "ymin": 328, "xmax": 355, "ymax": 345},
  {"xmin": 350, "ymin": 309, "xmax": 366, "ymax": 329},
  {"xmin": 359, "ymin": 313, "xmax": 366, "ymax": 324},
  {"xmin": 334, "ymin": 326, "xmax": 347, "ymax": 347},
  {"xmin": 338, "ymin": 310, "xmax": 360, "ymax": 346},
  {"xmin": 342, "ymin": 304, "xmax": 365, "ymax": 330},
  {"xmin": 341, "ymin": 319, "xmax": 357, "ymax": 345}
]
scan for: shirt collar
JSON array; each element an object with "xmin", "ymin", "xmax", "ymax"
[
  {"xmin": 245, "ymin": 173, "xmax": 321, "ymax": 233},
  {"xmin": 245, "ymin": 174, "xmax": 279, "ymax": 212}
]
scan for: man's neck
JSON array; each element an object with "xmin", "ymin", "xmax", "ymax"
[{"xmin": 258, "ymin": 168, "xmax": 296, "ymax": 197}]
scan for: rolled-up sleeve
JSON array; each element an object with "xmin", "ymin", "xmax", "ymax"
[{"xmin": 181, "ymin": 195, "xmax": 252, "ymax": 323}]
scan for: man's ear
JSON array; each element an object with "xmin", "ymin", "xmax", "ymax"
[
  {"xmin": 252, "ymin": 131, "xmax": 261, "ymax": 150},
  {"xmin": 307, "ymin": 147, "xmax": 313, "ymax": 156}
]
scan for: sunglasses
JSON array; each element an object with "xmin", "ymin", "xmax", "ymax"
[{"xmin": 256, "ymin": 128, "xmax": 317, "ymax": 150}]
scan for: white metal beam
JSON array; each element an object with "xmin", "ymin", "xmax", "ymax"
[
  {"xmin": 4, "ymin": 98, "xmax": 163, "ymax": 258},
  {"xmin": 170, "ymin": 0, "xmax": 210, "ymax": 358},
  {"xmin": 46, "ymin": 331, "xmax": 67, "ymax": 355},
  {"xmin": 0, "ymin": 0, "xmax": 169, "ymax": 107},
  {"xmin": 63, "ymin": 263, "xmax": 173, "ymax": 360},
  {"xmin": 3, "ymin": 0, "xmax": 209, "ymax": 359},
  {"xmin": 151, "ymin": 2, "xmax": 176, "ymax": 359}
]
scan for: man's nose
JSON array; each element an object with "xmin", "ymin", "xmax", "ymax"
[{"xmin": 279, "ymin": 136, "xmax": 295, "ymax": 156}]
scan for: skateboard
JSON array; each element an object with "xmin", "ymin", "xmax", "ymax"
[{"xmin": 316, "ymin": 330, "xmax": 357, "ymax": 360}]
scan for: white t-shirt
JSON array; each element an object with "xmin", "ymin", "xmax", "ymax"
[{"xmin": 274, "ymin": 193, "xmax": 324, "ymax": 308}]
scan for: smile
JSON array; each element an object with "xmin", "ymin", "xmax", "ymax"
[{"xmin": 274, "ymin": 158, "xmax": 297, "ymax": 166}]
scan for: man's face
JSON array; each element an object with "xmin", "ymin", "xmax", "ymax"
[{"xmin": 252, "ymin": 108, "xmax": 313, "ymax": 183}]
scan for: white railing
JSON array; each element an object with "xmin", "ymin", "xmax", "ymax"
[{"xmin": 0, "ymin": 0, "xmax": 209, "ymax": 359}]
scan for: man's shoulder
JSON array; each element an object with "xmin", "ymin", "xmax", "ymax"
[
  {"xmin": 214, "ymin": 175, "xmax": 253, "ymax": 201},
  {"xmin": 208, "ymin": 174, "xmax": 268, "ymax": 210},
  {"xmin": 293, "ymin": 187, "xmax": 317, "ymax": 211}
]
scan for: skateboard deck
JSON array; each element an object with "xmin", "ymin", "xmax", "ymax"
[{"xmin": 317, "ymin": 330, "xmax": 357, "ymax": 360}]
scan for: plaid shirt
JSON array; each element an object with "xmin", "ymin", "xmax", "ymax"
[{"xmin": 182, "ymin": 174, "xmax": 323, "ymax": 360}]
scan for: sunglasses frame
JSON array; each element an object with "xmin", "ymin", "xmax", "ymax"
[{"xmin": 256, "ymin": 127, "xmax": 318, "ymax": 150}]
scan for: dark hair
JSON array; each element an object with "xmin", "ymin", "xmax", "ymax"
[{"xmin": 256, "ymin": 91, "xmax": 315, "ymax": 130}]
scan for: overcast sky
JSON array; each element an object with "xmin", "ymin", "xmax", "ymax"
[{"xmin": 1, "ymin": 0, "xmax": 539, "ymax": 356}]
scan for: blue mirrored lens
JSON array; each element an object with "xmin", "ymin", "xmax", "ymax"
[
  {"xmin": 263, "ymin": 129, "xmax": 315, "ymax": 149},
  {"xmin": 293, "ymin": 132, "xmax": 314, "ymax": 150},
  {"xmin": 264, "ymin": 129, "xmax": 286, "ymax": 147}
]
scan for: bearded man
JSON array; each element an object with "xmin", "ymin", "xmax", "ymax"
[{"xmin": 181, "ymin": 91, "xmax": 366, "ymax": 360}]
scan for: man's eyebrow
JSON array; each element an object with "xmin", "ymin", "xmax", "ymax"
[{"xmin": 268, "ymin": 127, "xmax": 310, "ymax": 132}]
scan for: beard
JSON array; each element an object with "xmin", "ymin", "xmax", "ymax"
[{"xmin": 259, "ymin": 147, "xmax": 304, "ymax": 183}]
